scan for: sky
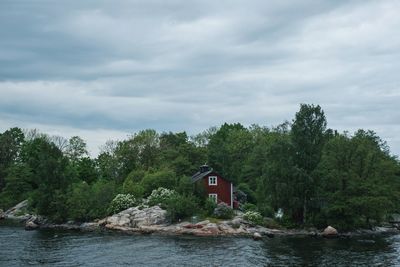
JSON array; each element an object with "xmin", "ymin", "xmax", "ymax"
[{"xmin": 0, "ymin": 0, "xmax": 399, "ymax": 157}]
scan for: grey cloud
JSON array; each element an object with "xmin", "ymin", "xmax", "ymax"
[{"xmin": 0, "ymin": 0, "xmax": 399, "ymax": 156}]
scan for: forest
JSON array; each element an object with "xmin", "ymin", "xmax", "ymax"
[{"xmin": 0, "ymin": 104, "xmax": 399, "ymax": 230}]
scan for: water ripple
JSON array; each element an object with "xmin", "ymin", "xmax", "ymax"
[{"xmin": 1, "ymin": 223, "xmax": 400, "ymax": 267}]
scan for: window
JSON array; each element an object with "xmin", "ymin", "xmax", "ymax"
[
  {"xmin": 208, "ymin": 176, "xmax": 217, "ymax": 186},
  {"xmin": 209, "ymin": 194, "xmax": 217, "ymax": 203}
]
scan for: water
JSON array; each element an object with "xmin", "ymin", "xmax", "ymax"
[{"xmin": 1, "ymin": 221, "xmax": 400, "ymax": 266}]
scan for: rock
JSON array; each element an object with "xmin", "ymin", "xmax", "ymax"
[
  {"xmin": 183, "ymin": 223, "xmax": 203, "ymax": 229},
  {"xmin": 253, "ymin": 232, "xmax": 262, "ymax": 240},
  {"xmin": 229, "ymin": 217, "xmax": 244, "ymax": 228},
  {"xmin": 4, "ymin": 200, "xmax": 35, "ymax": 222},
  {"xmin": 5, "ymin": 200, "xmax": 29, "ymax": 217},
  {"xmin": 322, "ymin": 226, "xmax": 338, "ymax": 237},
  {"xmin": 80, "ymin": 222, "xmax": 99, "ymax": 231},
  {"xmin": 104, "ymin": 206, "xmax": 167, "ymax": 229},
  {"xmin": 192, "ymin": 223, "xmax": 220, "ymax": 236},
  {"xmin": 195, "ymin": 220, "xmax": 210, "ymax": 226},
  {"xmin": 98, "ymin": 218, "xmax": 107, "ymax": 226},
  {"xmin": 25, "ymin": 221, "xmax": 39, "ymax": 230},
  {"xmin": 0, "ymin": 209, "xmax": 5, "ymax": 220}
]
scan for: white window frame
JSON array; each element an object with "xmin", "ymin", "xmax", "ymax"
[
  {"xmin": 209, "ymin": 193, "xmax": 218, "ymax": 203},
  {"xmin": 208, "ymin": 176, "xmax": 217, "ymax": 186}
]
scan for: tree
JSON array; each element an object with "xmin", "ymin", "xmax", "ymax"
[
  {"xmin": 22, "ymin": 137, "xmax": 71, "ymax": 222},
  {"xmin": 0, "ymin": 163, "xmax": 33, "ymax": 209},
  {"xmin": 290, "ymin": 104, "xmax": 327, "ymax": 224},
  {"xmin": 0, "ymin": 127, "xmax": 25, "ymax": 190},
  {"xmin": 159, "ymin": 132, "xmax": 206, "ymax": 176},
  {"xmin": 317, "ymin": 130, "xmax": 400, "ymax": 229},
  {"xmin": 208, "ymin": 123, "xmax": 252, "ymax": 184},
  {"xmin": 66, "ymin": 136, "xmax": 88, "ymax": 161}
]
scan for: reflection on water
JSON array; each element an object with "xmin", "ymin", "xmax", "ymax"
[{"xmin": 1, "ymin": 221, "xmax": 400, "ymax": 266}]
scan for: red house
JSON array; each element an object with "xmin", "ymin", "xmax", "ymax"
[{"xmin": 191, "ymin": 165, "xmax": 239, "ymax": 208}]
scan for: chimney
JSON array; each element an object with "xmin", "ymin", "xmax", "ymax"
[{"xmin": 199, "ymin": 164, "xmax": 210, "ymax": 173}]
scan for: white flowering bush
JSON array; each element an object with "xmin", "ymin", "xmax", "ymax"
[
  {"xmin": 243, "ymin": 211, "xmax": 263, "ymax": 225},
  {"xmin": 108, "ymin": 194, "xmax": 138, "ymax": 214},
  {"xmin": 147, "ymin": 187, "xmax": 177, "ymax": 207}
]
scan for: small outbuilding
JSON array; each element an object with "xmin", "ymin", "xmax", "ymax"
[{"xmin": 191, "ymin": 165, "xmax": 240, "ymax": 208}]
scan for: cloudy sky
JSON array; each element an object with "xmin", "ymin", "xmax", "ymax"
[{"xmin": 0, "ymin": 0, "xmax": 399, "ymax": 157}]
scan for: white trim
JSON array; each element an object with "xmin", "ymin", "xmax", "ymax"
[
  {"xmin": 230, "ymin": 183, "xmax": 233, "ymax": 208},
  {"xmin": 209, "ymin": 193, "xmax": 218, "ymax": 203},
  {"xmin": 208, "ymin": 176, "xmax": 217, "ymax": 186}
]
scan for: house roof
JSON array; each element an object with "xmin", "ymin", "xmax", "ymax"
[{"xmin": 191, "ymin": 167, "xmax": 215, "ymax": 183}]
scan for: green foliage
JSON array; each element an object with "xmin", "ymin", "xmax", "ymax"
[
  {"xmin": 204, "ymin": 198, "xmax": 217, "ymax": 216},
  {"xmin": 243, "ymin": 211, "xmax": 263, "ymax": 225},
  {"xmin": 213, "ymin": 203, "xmax": 234, "ymax": 219},
  {"xmin": 65, "ymin": 136, "xmax": 88, "ymax": 161},
  {"xmin": 108, "ymin": 194, "xmax": 138, "ymax": 214},
  {"xmin": 315, "ymin": 130, "xmax": 400, "ymax": 230},
  {"xmin": 236, "ymin": 183, "xmax": 256, "ymax": 203},
  {"xmin": 208, "ymin": 123, "xmax": 252, "ymax": 184},
  {"xmin": 75, "ymin": 157, "xmax": 98, "ymax": 184},
  {"xmin": 87, "ymin": 179, "xmax": 116, "ymax": 219},
  {"xmin": 141, "ymin": 170, "xmax": 176, "ymax": 196},
  {"xmin": 175, "ymin": 176, "xmax": 193, "ymax": 195},
  {"xmin": 65, "ymin": 179, "xmax": 117, "ymax": 221},
  {"xmin": 242, "ymin": 203, "xmax": 258, "ymax": 212},
  {"xmin": 258, "ymin": 204, "xmax": 274, "ymax": 217},
  {"xmin": 0, "ymin": 127, "xmax": 25, "ymax": 190},
  {"xmin": 1, "ymin": 104, "xmax": 399, "ymax": 230},
  {"xmin": 166, "ymin": 194, "xmax": 199, "ymax": 222},
  {"xmin": 122, "ymin": 169, "xmax": 146, "ymax": 197},
  {"xmin": 0, "ymin": 163, "xmax": 33, "ymax": 210},
  {"xmin": 66, "ymin": 182, "xmax": 91, "ymax": 221},
  {"xmin": 22, "ymin": 137, "xmax": 71, "ymax": 222}
]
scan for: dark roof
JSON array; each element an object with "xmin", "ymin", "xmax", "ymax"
[{"xmin": 191, "ymin": 168, "xmax": 214, "ymax": 183}]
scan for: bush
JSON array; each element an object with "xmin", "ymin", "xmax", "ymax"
[
  {"xmin": 242, "ymin": 202, "xmax": 258, "ymax": 212},
  {"xmin": 204, "ymin": 198, "xmax": 217, "ymax": 216},
  {"xmin": 141, "ymin": 170, "xmax": 176, "ymax": 196},
  {"xmin": 213, "ymin": 203, "xmax": 234, "ymax": 219},
  {"xmin": 147, "ymin": 187, "xmax": 177, "ymax": 207},
  {"xmin": 236, "ymin": 183, "xmax": 255, "ymax": 203},
  {"xmin": 122, "ymin": 179, "xmax": 145, "ymax": 198},
  {"xmin": 66, "ymin": 182, "xmax": 91, "ymax": 221},
  {"xmin": 108, "ymin": 194, "xmax": 138, "ymax": 214},
  {"xmin": 166, "ymin": 194, "xmax": 199, "ymax": 222},
  {"xmin": 258, "ymin": 204, "xmax": 274, "ymax": 217},
  {"xmin": 87, "ymin": 179, "xmax": 116, "ymax": 219},
  {"xmin": 243, "ymin": 211, "xmax": 263, "ymax": 225}
]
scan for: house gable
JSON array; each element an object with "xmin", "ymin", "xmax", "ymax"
[{"xmin": 191, "ymin": 165, "xmax": 235, "ymax": 208}]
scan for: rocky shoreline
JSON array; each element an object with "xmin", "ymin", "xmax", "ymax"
[{"xmin": 1, "ymin": 201, "xmax": 399, "ymax": 239}]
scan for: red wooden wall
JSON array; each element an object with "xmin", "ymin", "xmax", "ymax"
[{"xmin": 202, "ymin": 172, "xmax": 232, "ymax": 207}]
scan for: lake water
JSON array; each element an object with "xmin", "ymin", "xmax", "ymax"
[{"xmin": 1, "ymin": 221, "xmax": 400, "ymax": 266}]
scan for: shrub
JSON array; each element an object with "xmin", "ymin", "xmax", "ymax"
[
  {"xmin": 204, "ymin": 198, "xmax": 217, "ymax": 216},
  {"xmin": 147, "ymin": 187, "xmax": 177, "ymax": 207},
  {"xmin": 66, "ymin": 182, "xmax": 91, "ymax": 221},
  {"xmin": 108, "ymin": 194, "xmax": 138, "ymax": 214},
  {"xmin": 87, "ymin": 179, "xmax": 116, "ymax": 219},
  {"xmin": 258, "ymin": 204, "xmax": 274, "ymax": 217},
  {"xmin": 243, "ymin": 211, "xmax": 263, "ymax": 225},
  {"xmin": 213, "ymin": 203, "xmax": 234, "ymax": 219},
  {"xmin": 141, "ymin": 170, "xmax": 176, "ymax": 196},
  {"xmin": 166, "ymin": 194, "xmax": 199, "ymax": 222},
  {"xmin": 122, "ymin": 179, "xmax": 145, "ymax": 198},
  {"xmin": 242, "ymin": 202, "xmax": 258, "ymax": 212},
  {"xmin": 236, "ymin": 183, "xmax": 256, "ymax": 203}
]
